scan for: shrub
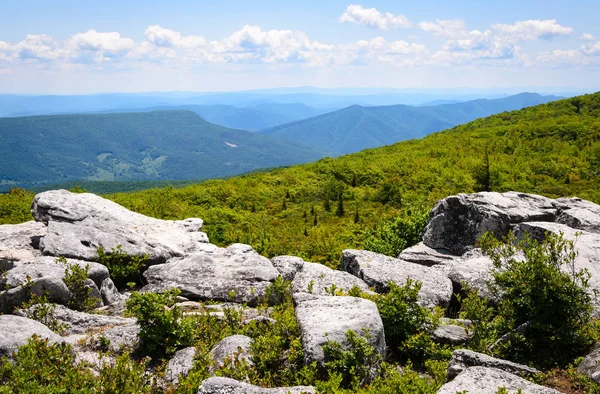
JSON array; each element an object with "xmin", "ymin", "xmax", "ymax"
[
  {"xmin": 56, "ymin": 256, "xmax": 100, "ymax": 312},
  {"xmin": 97, "ymin": 245, "xmax": 148, "ymax": 289},
  {"xmin": 18, "ymin": 294, "xmax": 68, "ymax": 335},
  {"xmin": 125, "ymin": 288, "xmax": 194, "ymax": 356},
  {"xmin": 364, "ymin": 209, "xmax": 429, "ymax": 257}
]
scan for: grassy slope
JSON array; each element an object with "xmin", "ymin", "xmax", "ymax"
[
  {"xmin": 259, "ymin": 93, "xmax": 561, "ymax": 154},
  {"xmin": 0, "ymin": 110, "xmax": 328, "ymax": 188},
  {"xmin": 2, "ymin": 93, "xmax": 599, "ymax": 266}
]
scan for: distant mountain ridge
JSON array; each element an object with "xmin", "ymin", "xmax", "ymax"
[
  {"xmin": 259, "ymin": 93, "xmax": 562, "ymax": 155},
  {"xmin": 0, "ymin": 111, "xmax": 329, "ymax": 190}
]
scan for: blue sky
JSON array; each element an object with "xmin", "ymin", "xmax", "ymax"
[{"xmin": 1, "ymin": 0, "xmax": 599, "ymax": 94}]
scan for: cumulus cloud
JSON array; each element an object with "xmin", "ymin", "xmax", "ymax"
[
  {"xmin": 491, "ymin": 19, "xmax": 572, "ymax": 40},
  {"xmin": 144, "ymin": 25, "xmax": 205, "ymax": 48},
  {"xmin": 339, "ymin": 4, "xmax": 410, "ymax": 30},
  {"xmin": 580, "ymin": 33, "xmax": 595, "ymax": 41},
  {"xmin": 582, "ymin": 41, "xmax": 600, "ymax": 56},
  {"xmin": 536, "ymin": 49, "xmax": 588, "ymax": 65},
  {"xmin": 418, "ymin": 19, "xmax": 467, "ymax": 38}
]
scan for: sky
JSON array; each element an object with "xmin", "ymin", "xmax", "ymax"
[{"xmin": 1, "ymin": 0, "xmax": 599, "ymax": 94}]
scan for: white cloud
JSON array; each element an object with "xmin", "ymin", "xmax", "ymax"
[
  {"xmin": 144, "ymin": 25, "xmax": 205, "ymax": 48},
  {"xmin": 15, "ymin": 34, "xmax": 66, "ymax": 62},
  {"xmin": 339, "ymin": 4, "xmax": 410, "ymax": 30},
  {"xmin": 491, "ymin": 19, "xmax": 572, "ymax": 40},
  {"xmin": 580, "ymin": 33, "xmax": 595, "ymax": 41},
  {"xmin": 418, "ymin": 19, "xmax": 467, "ymax": 38},
  {"xmin": 536, "ymin": 49, "xmax": 588, "ymax": 65},
  {"xmin": 582, "ymin": 41, "xmax": 600, "ymax": 56}
]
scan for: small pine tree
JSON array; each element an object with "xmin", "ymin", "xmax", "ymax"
[
  {"xmin": 354, "ymin": 210, "xmax": 360, "ymax": 224},
  {"xmin": 336, "ymin": 192, "xmax": 344, "ymax": 217},
  {"xmin": 324, "ymin": 198, "xmax": 331, "ymax": 212},
  {"xmin": 282, "ymin": 198, "xmax": 287, "ymax": 211},
  {"xmin": 303, "ymin": 228, "xmax": 308, "ymax": 237},
  {"xmin": 285, "ymin": 190, "xmax": 291, "ymax": 199},
  {"xmin": 251, "ymin": 203, "xmax": 256, "ymax": 213},
  {"xmin": 313, "ymin": 213, "xmax": 318, "ymax": 227},
  {"xmin": 310, "ymin": 205, "xmax": 315, "ymax": 215}
]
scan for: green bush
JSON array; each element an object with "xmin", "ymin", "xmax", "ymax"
[
  {"xmin": 364, "ymin": 209, "xmax": 429, "ymax": 257},
  {"xmin": 56, "ymin": 256, "xmax": 100, "ymax": 312},
  {"xmin": 18, "ymin": 294, "xmax": 68, "ymax": 335},
  {"xmin": 97, "ymin": 245, "xmax": 148, "ymax": 289},
  {"xmin": 125, "ymin": 288, "xmax": 194, "ymax": 356}
]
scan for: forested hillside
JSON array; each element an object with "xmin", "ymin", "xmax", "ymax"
[
  {"xmin": 0, "ymin": 110, "xmax": 328, "ymax": 189},
  {"xmin": 2, "ymin": 93, "xmax": 598, "ymax": 266}
]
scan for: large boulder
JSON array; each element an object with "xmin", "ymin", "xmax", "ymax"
[
  {"xmin": 447, "ymin": 349, "xmax": 539, "ymax": 381},
  {"xmin": 397, "ymin": 242, "xmax": 458, "ymax": 267},
  {"xmin": 423, "ymin": 192, "xmax": 558, "ymax": 255},
  {"xmin": 197, "ymin": 377, "xmax": 316, "ymax": 394},
  {"xmin": 210, "ymin": 335, "xmax": 253, "ymax": 372},
  {"xmin": 272, "ymin": 256, "xmax": 370, "ymax": 296},
  {"xmin": 434, "ymin": 249, "xmax": 496, "ymax": 300},
  {"xmin": 0, "ymin": 221, "xmax": 45, "ymax": 263},
  {"xmin": 143, "ymin": 244, "xmax": 279, "ymax": 306},
  {"xmin": 0, "ymin": 276, "xmax": 72, "ymax": 313},
  {"xmin": 555, "ymin": 197, "xmax": 600, "ymax": 235},
  {"xmin": 342, "ymin": 249, "xmax": 453, "ymax": 308},
  {"xmin": 438, "ymin": 366, "xmax": 560, "ymax": 394},
  {"xmin": 432, "ymin": 324, "xmax": 469, "ymax": 345},
  {"xmin": 293, "ymin": 292, "xmax": 385, "ymax": 366},
  {"xmin": 165, "ymin": 346, "xmax": 196, "ymax": 384},
  {"xmin": 31, "ymin": 189, "xmax": 208, "ymax": 263},
  {"xmin": 0, "ymin": 315, "xmax": 65, "ymax": 358},
  {"xmin": 577, "ymin": 341, "xmax": 600, "ymax": 383}
]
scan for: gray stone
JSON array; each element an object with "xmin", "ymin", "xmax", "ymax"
[
  {"xmin": 15, "ymin": 304, "xmax": 134, "ymax": 335},
  {"xmin": 0, "ymin": 276, "xmax": 71, "ymax": 313},
  {"xmin": 143, "ymin": 244, "xmax": 279, "ymax": 306},
  {"xmin": 197, "ymin": 377, "xmax": 316, "ymax": 394},
  {"xmin": 397, "ymin": 242, "xmax": 458, "ymax": 267},
  {"xmin": 432, "ymin": 325, "xmax": 470, "ymax": 345},
  {"xmin": 438, "ymin": 366, "xmax": 559, "ymax": 394},
  {"xmin": 165, "ymin": 346, "xmax": 196, "ymax": 384},
  {"xmin": 84, "ymin": 279, "xmax": 104, "ymax": 308},
  {"xmin": 271, "ymin": 256, "xmax": 305, "ymax": 281},
  {"xmin": 0, "ymin": 221, "xmax": 45, "ymax": 263},
  {"xmin": 89, "ymin": 322, "xmax": 140, "ymax": 353},
  {"xmin": 555, "ymin": 197, "xmax": 600, "ymax": 234},
  {"xmin": 342, "ymin": 249, "xmax": 453, "ymax": 308},
  {"xmin": 31, "ymin": 190, "xmax": 208, "ymax": 264},
  {"xmin": 210, "ymin": 335, "xmax": 253, "ymax": 371},
  {"xmin": 293, "ymin": 292, "xmax": 385, "ymax": 367},
  {"xmin": 423, "ymin": 192, "xmax": 558, "ymax": 255},
  {"xmin": 447, "ymin": 349, "xmax": 540, "ymax": 381},
  {"xmin": 100, "ymin": 278, "xmax": 121, "ymax": 305},
  {"xmin": 435, "ymin": 249, "xmax": 497, "ymax": 300},
  {"xmin": 0, "ymin": 315, "xmax": 65, "ymax": 358},
  {"xmin": 577, "ymin": 341, "xmax": 600, "ymax": 384}
]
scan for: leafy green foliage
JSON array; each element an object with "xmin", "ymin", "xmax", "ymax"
[
  {"xmin": 97, "ymin": 245, "xmax": 148, "ymax": 289},
  {"xmin": 18, "ymin": 294, "xmax": 68, "ymax": 335},
  {"xmin": 56, "ymin": 256, "xmax": 100, "ymax": 312},
  {"xmin": 364, "ymin": 208, "xmax": 429, "ymax": 257}
]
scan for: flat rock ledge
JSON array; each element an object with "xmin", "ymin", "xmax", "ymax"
[
  {"xmin": 197, "ymin": 377, "xmax": 316, "ymax": 394},
  {"xmin": 0, "ymin": 315, "xmax": 65, "ymax": 358},
  {"xmin": 447, "ymin": 349, "xmax": 540, "ymax": 381}
]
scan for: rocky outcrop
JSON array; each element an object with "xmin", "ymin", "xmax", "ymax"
[
  {"xmin": 446, "ymin": 349, "xmax": 540, "ymax": 381},
  {"xmin": 165, "ymin": 347, "xmax": 196, "ymax": 384},
  {"xmin": 197, "ymin": 377, "xmax": 316, "ymax": 394},
  {"xmin": 432, "ymin": 324, "xmax": 469, "ymax": 345},
  {"xmin": 100, "ymin": 278, "xmax": 121, "ymax": 305},
  {"xmin": 0, "ymin": 315, "xmax": 65, "ymax": 358},
  {"xmin": 210, "ymin": 335, "xmax": 253, "ymax": 371},
  {"xmin": 438, "ymin": 366, "xmax": 560, "ymax": 394},
  {"xmin": 0, "ymin": 221, "xmax": 45, "ymax": 263},
  {"xmin": 293, "ymin": 292, "xmax": 385, "ymax": 367},
  {"xmin": 577, "ymin": 341, "xmax": 600, "ymax": 383},
  {"xmin": 434, "ymin": 249, "xmax": 496, "ymax": 300},
  {"xmin": 555, "ymin": 197, "xmax": 600, "ymax": 234},
  {"xmin": 272, "ymin": 255, "xmax": 370, "ymax": 296},
  {"xmin": 397, "ymin": 242, "xmax": 457, "ymax": 267},
  {"xmin": 143, "ymin": 244, "xmax": 279, "ymax": 306},
  {"xmin": 31, "ymin": 190, "xmax": 208, "ymax": 263},
  {"xmin": 423, "ymin": 192, "xmax": 558, "ymax": 255},
  {"xmin": 342, "ymin": 249, "xmax": 453, "ymax": 308},
  {"xmin": 88, "ymin": 322, "xmax": 140, "ymax": 353}
]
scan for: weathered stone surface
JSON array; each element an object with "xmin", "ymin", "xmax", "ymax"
[
  {"xmin": 0, "ymin": 256, "xmax": 109, "ymax": 289},
  {"xmin": 293, "ymin": 292, "xmax": 385, "ymax": 366},
  {"xmin": 0, "ymin": 221, "xmax": 45, "ymax": 262},
  {"xmin": 273, "ymin": 255, "xmax": 370, "ymax": 296},
  {"xmin": 197, "ymin": 377, "xmax": 316, "ymax": 394},
  {"xmin": 0, "ymin": 315, "xmax": 65, "ymax": 358},
  {"xmin": 0, "ymin": 276, "xmax": 71, "ymax": 313},
  {"xmin": 439, "ymin": 366, "xmax": 559, "ymax": 394},
  {"xmin": 15, "ymin": 304, "xmax": 134, "ymax": 335},
  {"xmin": 577, "ymin": 341, "xmax": 600, "ymax": 384},
  {"xmin": 434, "ymin": 249, "xmax": 497, "ymax": 300},
  {"xmin": 423, "ymin": 192, "xmax": 558, "ymax": 255},
  {"xmin": 89, "ymin": 322, "xmax": 140, "ymax": 353},
  {"xmin": 397, "ymin": 242, "xmax": 458, "ymax": 267},
  {"xmin": 342, "ymin": 249, "xmax": 453, "ymax": 308},
  {"xmin": 447, "ymin": 349, "xmax": 540, "ymax": 381},
  {"xmin": 100, "ymin": 278, "xmax": 121, "ymax": 305},
  {"xmin": 432, "ymin": 324, "xmax": 470, "ymax": 345},
  {"xmin": 555, "ymin": 197, "xmax": 600, "ymax": 235},
  {"xmin": 31, "ymin": 189, "xmax": 208, "ymax": 263},
  {"xmin": 210, "ymin": 335, "xmax": 253, "ymax": 371},
  {"xmin": 84, "ymin": 279, "xmax": 104, "ymax": 308},
  {"xmin": 143, "ymin": 244, "xmax": 279, "ymax": 306},
  {"xmin": 165, "ymin": 347, "xmax": 196, "ymax": 384}
]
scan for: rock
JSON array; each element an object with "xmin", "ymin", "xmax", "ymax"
[
  {"xmin": 436, "ymin": 249, "xmax": 497, "ymax": 300},
  {"xmin": 100, "ymin": 278, "xmax": 121, "ymax": 305},
  {"xmin": 242, "ymin": 316, "xmax": 276, "ymax": 326},
  {"xmin": 555, "ymin": 197, "xmax": 600, "ymax": 234},
  {"xmin": 342, "ymin": 249, "xmax": 453, "ymax": 308},
  {"xmin": 423, "ymin": 192, "xmax": 558, "ymax": 255},
  {"xmin": 397, "ymin": 242, "xmax": 458, "ymax": 267},
  {"xmin": 89, "ymin": 322, "xmax": 140, "ymax": 353},
  {"xmin": 438, "ymin": 366, "xmax": 559, "ymax": 394},
  {"xmin": 0, "ymin": 256, "xmax": 109, "ymax": 289},
  {"xmin": 0, "ymin": 221, "xmax": 45, "ymax": 263},
  {"xmin": 14, "ymin": 304, "xmax": 134, "ymax": 335},
  {"xmin": 432, "ymin": 325, "xmax": 470, "ymax": 345},
  {"xmin": 0, "ymin": 315, "xmax": 65, "ymax": 358},
  {"xmin": 197, "ymin": 376, "xmax": 316, "ymax": 394},
  {"xmin": 143, "ymin": 244, "xmax": 279, "ymax": 306},
  {"xmin": 165, "ymin": 346, "xmax": 196, "ymax": 384},
  {"xmin": 577, "ymin": 341, "xmax": 600, "ymax": 383},
  {"xmin": 0, "ymin": 276, "xmax": 71, "ymax": 313},
  {"xmin": 31, "ymin": 190, "xmax": 208, "ymax": 263},
  {"xmin": 446, "ymin": 349, "xmax": 540, "ymax": 381},
  {"xmin": 210, "ymin": 335, "xmax": 253, "ymax": 371},
  {"xmin": 84, "ymin": 279, "xmax": 104, "ymax": 308},
  {"xmin": 293, "ymin": 292, "xmax": 385, "ymax": 367},
  {"xmin": 273, "ymin": 255, "xmax": 370, "ymax": 296}
]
